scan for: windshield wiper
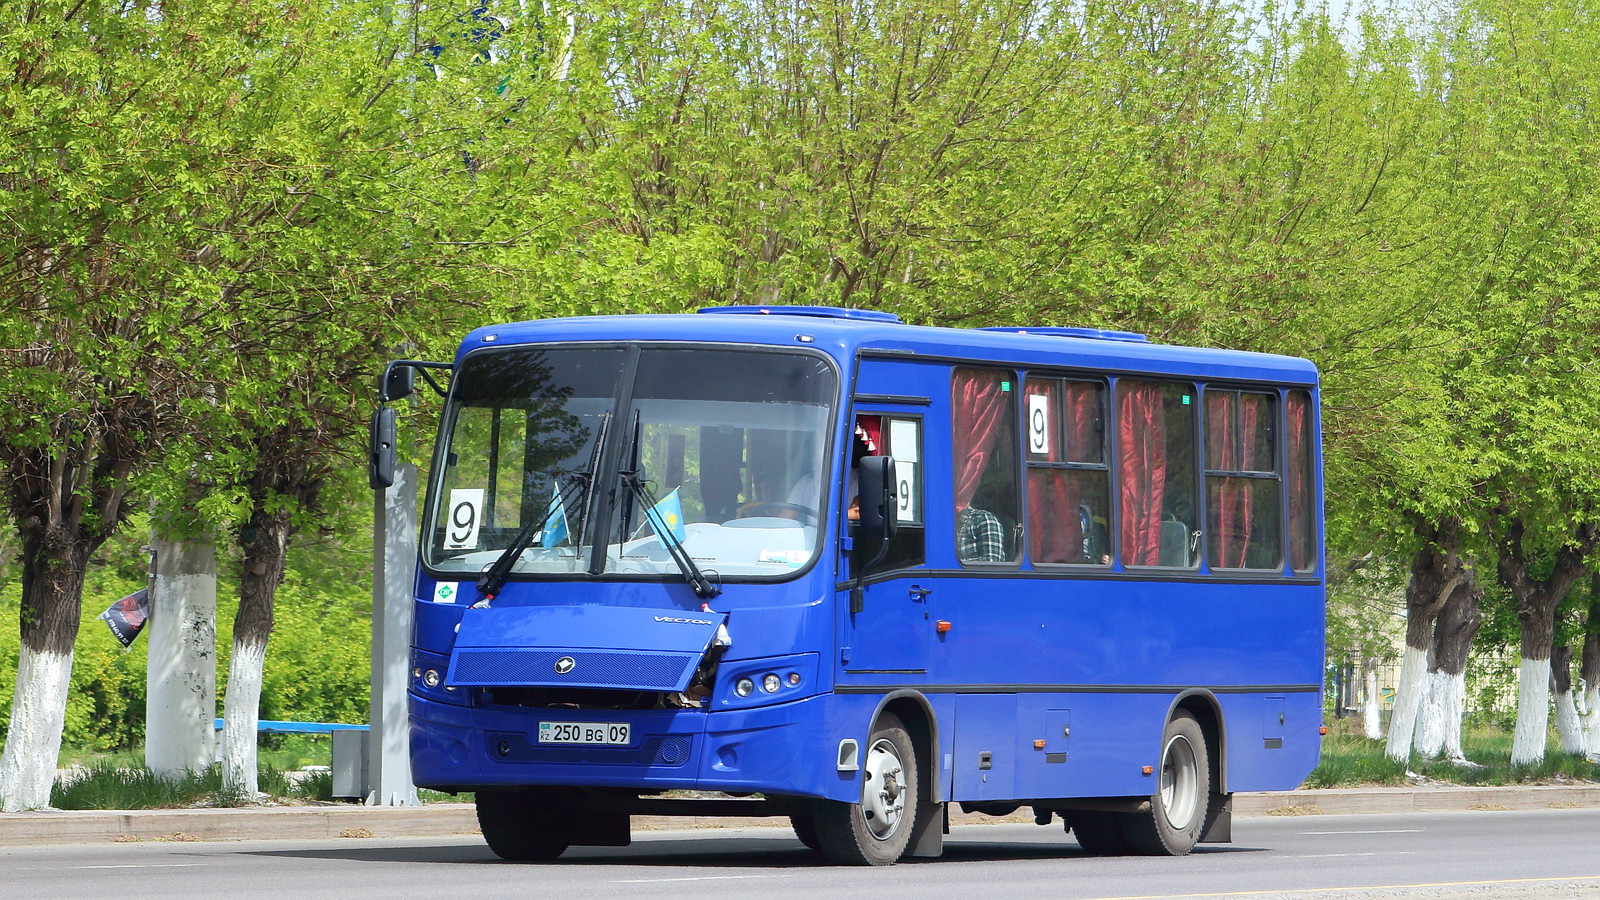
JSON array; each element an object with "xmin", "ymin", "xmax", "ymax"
[
  {"xmin": 619, "ymin": 471, "xmax": 721, "ymax": 599},
  {"xmin": 475, "ymin": 413, "xmax": 610, "ymax": 602},
  {"xmin": 474, "ymin": 471, "xmax": 587, "ymax": 602}
]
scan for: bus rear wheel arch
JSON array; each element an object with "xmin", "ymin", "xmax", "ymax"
[{"xmin": 1071, "ymin": 710, "xmax": 1213, "ymax": 857}]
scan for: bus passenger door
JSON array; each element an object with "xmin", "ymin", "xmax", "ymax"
[{"xmin": 840, "ymin": 412, "xmax": 928, "ymax": 676}]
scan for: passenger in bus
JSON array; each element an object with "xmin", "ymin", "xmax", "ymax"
[{"xmin": 957, "ymin": 506, "xmax": 1006, "ymax": 562}]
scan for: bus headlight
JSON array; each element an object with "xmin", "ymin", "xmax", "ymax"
[
  {"xmin": 422, "ymin": 668, "xmax": 442, "ymax": 688},
  {"xmin": 762, "ymin": 673, "xmax": 782, "ymax": 693},
  {"xmin": 735, "ymin": 678, "xmax": 755, "ymax": 697}
]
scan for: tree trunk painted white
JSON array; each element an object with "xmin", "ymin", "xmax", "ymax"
[
  {"xmin": 1414, "ymin": 668, "xmax": 1446, "ymax": 759},
  {"xmin": 1362, "ymin": 660, "xmax": 1383, "ymax": 741},
  {"xmin": 1437, "ymin": 671, "xmax": 1470, "ymax": 763},
  {"xmin": 1511, "ymin": 656, "xmax": 1552, "ymax": 766},
  {"xmin": 220, "ymin": 638, "xmax": 267, "ymax": 796},
  {"xmin": 0, "ymin": 647, "xmax": 74, "ymax": 811},
  {"xmin": 146, "ymin": 535, "xmax": 217, "ymax": 776},
  {"xmin": 1583, "ymin": 684, "xmax": 1600, "ymax": 761},
  {"xmin": 1385, "ymin": 645, "xmax": 1428, "ymax": 762},
  {"xmin": 1554, "ymin": 686, "xmax": 1585, "ymax": 755}
]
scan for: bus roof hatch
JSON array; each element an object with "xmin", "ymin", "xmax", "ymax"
[
  {"xmin": 980, "ymin": 326, "xmax": 1150, "ymax": 343},
  {"xmin": 698, "ymin": 305, "xmax": 902, "ymax": 323}
]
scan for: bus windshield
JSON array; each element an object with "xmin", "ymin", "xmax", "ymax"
[{"xmin": 424, "ymin": 345, "xmax": 837, "ymax": 583}]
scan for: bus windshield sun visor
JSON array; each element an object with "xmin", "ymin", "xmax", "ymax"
[{"xmin": 444, "ymin": 605, "xmax": 730, "ymax": 692}]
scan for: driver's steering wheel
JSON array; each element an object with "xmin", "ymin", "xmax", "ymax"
[{"xmin": 740, "ymin": 502, "xmax": 817, "ymax": 524}]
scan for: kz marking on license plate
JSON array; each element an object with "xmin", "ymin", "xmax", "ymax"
[{"xmin": 538, "ymin": 721, "xmax": 631, "ymax": 745}]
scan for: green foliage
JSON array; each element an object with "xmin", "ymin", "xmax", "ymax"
[
  {"xmin": 0, "ymin": 531, "xmax": 371, "ymax": 754},
  {"xmin": 1308, "ymin": 726, "xmax": 1600, "ymax": 788}
]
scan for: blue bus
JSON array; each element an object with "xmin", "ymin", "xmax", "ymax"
[{"xmin": 370, "ymin": 306, "xmax": 1324, "ymax": 865}]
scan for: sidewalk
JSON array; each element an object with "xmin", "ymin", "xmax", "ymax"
[{"xmin": 4, "ymin": 784, "xmax": 1599, "ymax": 848}]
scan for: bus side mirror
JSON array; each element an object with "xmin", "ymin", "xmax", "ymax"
[
  {"xmin": 380, "ymin": 363, "xmax": 416, "ymax": 403},
  {"xmin": 369, "ymin": 406, "xmax": 397, "ymax": 490},
  {"xmin": 856, "ymin": 455, "xmax": 898, "ymax": 543},
  {"xmin": 850, "ymin": 456, "xmax": 897, "ymax": 615}
]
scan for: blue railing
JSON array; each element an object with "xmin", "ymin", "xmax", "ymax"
[{"xmin": 212, "ymin": 718, "xmax": 368, "ymax": 734}]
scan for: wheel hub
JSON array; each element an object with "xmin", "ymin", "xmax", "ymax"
[{"xmin": 862, "ymin": 737, "xmax": 907, "ymax": 840}]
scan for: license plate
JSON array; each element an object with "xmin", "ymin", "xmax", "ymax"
[{"xmin": 538, "ymin": 721, "xmax": 631, "ymax": 745}]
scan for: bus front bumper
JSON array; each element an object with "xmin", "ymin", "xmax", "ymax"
[{"xmin": 409, "ymin": 691, "xmax": 854, "ymax": 801}]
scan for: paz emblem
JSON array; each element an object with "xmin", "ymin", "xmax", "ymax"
[{"xmin": 554, "ymin": 656, "xmax": 576, "ymax": 675}]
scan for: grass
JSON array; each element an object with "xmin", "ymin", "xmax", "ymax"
[
  {"xmin": 50, "ymin": 763, "xmax": 332, "ymax": 810},
  {"xmin": 59, "ymin": 734, "xmax": 333, "ymax": 773},
  {"xmin": 1306, "ymin": 722, "xmax": 1600, "ymax": 788},
  {"xmin": 51, "ymin": 735, "xmax": 343, "ymax": 809}
]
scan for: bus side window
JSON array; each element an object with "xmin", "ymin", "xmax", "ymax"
[
  {"xmin": 855, "ymin": 415, "xmax": 925, "ymax": 573},
  {"xmin": 1025, "ymin": 376, "xmax": 1109, "ymax": 565},
  {"xmin": 1116, "ymin": 380, "xmax": 1199, "ymax": 569},
  {"xmin": 952, "ymin": 367, "xmax": 1019, "ymax": 564},
  {"xmin": 1204, "ymin": 389, "xmax": 1282, "ymax": 570}
]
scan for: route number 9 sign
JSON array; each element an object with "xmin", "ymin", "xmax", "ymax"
[{"xmin": 443, "ymin": 489, "xmax": 485, "ymax": 550}]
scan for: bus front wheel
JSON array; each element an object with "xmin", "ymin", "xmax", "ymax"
[
  {"xmin": 1123, "ymin": 711, "xmax": 1211, "ymax": 856},
  {"xmin": 812, "ymin": 712, "xmax": 918, "ymax": 865},
  {"xmin": 475, "ymin": 789, "xmax": 571, "ymax": 861}
]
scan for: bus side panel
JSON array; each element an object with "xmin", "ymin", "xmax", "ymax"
[
  {"xmin": 1009, "ymin": 692, "xmax": 1171, "ymax": 800},
  {"xmin": 1215, "ymin": 691, "xmax": 1322, "ymax": 793},
  {"xmin": 950, "ymin": 694, "xmax": 1018, "ymax": 800}
]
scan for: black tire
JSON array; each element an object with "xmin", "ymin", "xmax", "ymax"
[
  {"xmin": 1068, "ymin": 811, "xmax": 1131, "ymax": 856},
  {"xmin": 1122, "ymin": 711, "xmax": 1211, "ymax": 856},
  {"xmin": 475, "ymin": 789, "xmax": 571, "ymax": 861},
  {"xmin": 812, "ymin": 712, "xmax": 918, "ymax": 866},
  {"xmin": 790, "ymin": 813, "xmax": 821, "ymax": 851}
]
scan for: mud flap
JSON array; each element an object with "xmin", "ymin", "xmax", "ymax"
[
  {"xmin": 909, "ymin": 800, "xmax": 945, "ymax": 857},
  {"xmin": 1200, "ymin": 793, "xmax": 1233, "ymax": 843}
]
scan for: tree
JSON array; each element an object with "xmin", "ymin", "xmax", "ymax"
[{"xmin": 0, "ymin": 0, "xmax": 258, "ymax": 809}]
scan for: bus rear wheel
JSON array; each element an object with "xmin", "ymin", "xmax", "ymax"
[
  {"xmin": 812, "ymin": 712, "xmax": 918, "ymax": 865},
  {"xmin": 1068, "ymin": 811, "xmax": 1131, "ymax": 855},
  {"xmin": 1122, "ymin": 711, "xmax": 1211, "ymax": 856},
  {"xmin": 475, "ymin": 789, "xmax": 571, "ymax": 861}
]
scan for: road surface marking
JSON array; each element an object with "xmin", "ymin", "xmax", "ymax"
[
  {"xmin": 18, "ymin": 858, "xmax": 203, "ymax": 864},
  {"xmin": 1286, "ymin": 845, "xmax": 1414, "ymax": 851},
  {"xmin": 1298, "ymin": 829, "xmax": 1423, "ymax": 835},
  {"xmin": 1081, "ymin": 874, "xmax": 1600, "ymax": 899},
  {"xmin": 615, "ymin": 875, "xmax": 773, "ymax": 883}
]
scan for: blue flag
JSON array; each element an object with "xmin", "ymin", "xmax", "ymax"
[
  {"xmin": 538, "ymin": 488, "xmax": 569, "ymax": 547},
  {"xmin": 643, "ymin": 487, "xmax": 687, "ymax": 543}
]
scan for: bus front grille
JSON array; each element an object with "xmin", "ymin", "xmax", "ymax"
[{"xmin": 449, "ymin": 649, "xmax": 697, "ymax": 692}]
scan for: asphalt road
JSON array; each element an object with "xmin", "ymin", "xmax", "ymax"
[{"xmin": 5, "ymin": 809, "xmax": 1600, "ymax": 900}]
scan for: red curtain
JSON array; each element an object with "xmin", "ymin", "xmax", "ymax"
[
  {"xmin": 953, "ymin": 369, "xmax": 1009, "ymax": 513},
  {"xmin": 1118, "ymin": 382, "xmax": 1166, "ymax": 566},
  {"xmin": 1206, "ymin": 393, "xmax": 1237, "ymax": 567},
  {"xmin": 1026, "ymin": 380, "xmax": 1080, "ymax": 562},
  {"xmin": 1065, "ymin": 382, "xmax": 1099, "ymax": 463},
  {"xmin": 1286, "ymin": 392, "xmax": 1312, "ymax": 571},
  {"xmin": 1206, "ymin": 392, "xmax": 1259, "ymax": 569}
]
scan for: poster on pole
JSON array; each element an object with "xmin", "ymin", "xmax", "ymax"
[{"xmin": 100, "ymin": 587, "xmax": 150, "ymax": 648}]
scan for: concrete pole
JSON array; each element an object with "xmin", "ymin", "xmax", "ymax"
[
  {"xmin": 145, "ymin": 535, "xmax": 218, "ymax": 775},
  {"xmin": 368, "ymin": 462, "xmax": 420, "ymax": 806}
]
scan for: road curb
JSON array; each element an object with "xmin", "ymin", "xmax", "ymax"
[{"xmin": 3, "ymin": 785, "xmax": 1598, "ymax": 848}]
